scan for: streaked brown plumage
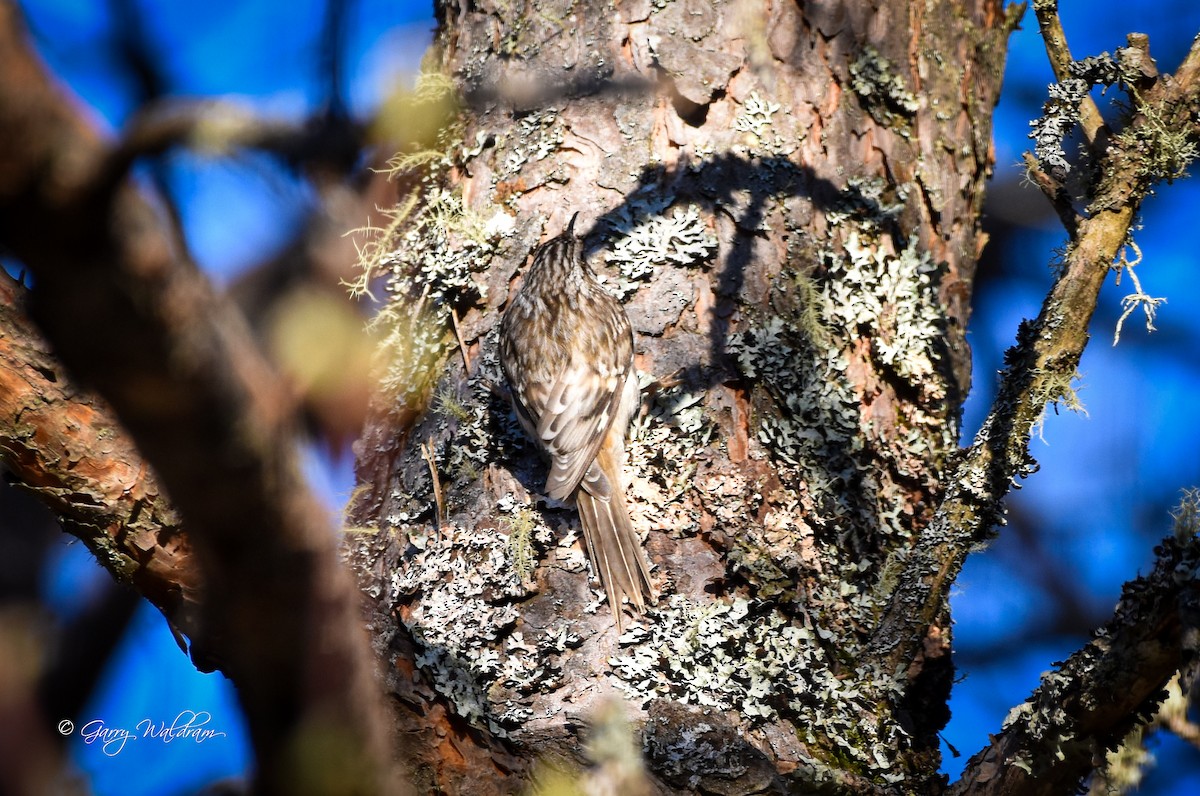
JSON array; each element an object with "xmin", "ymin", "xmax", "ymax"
[{"xmin": 498, "ymin": 213, "xmax": 653, "ymax": 627}]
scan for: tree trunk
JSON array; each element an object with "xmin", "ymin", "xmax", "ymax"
[{"xmin": 346, "ymin": 0, "xmax": 1017, "ymax": 792}]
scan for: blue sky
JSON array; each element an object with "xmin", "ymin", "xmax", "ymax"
[{"xmin": 17, "ymin": 1, "xmax": 1200, "ymax": 792}]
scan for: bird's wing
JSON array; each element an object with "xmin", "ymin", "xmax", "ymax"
[{"xmin": 535, "ymin": 354, "xmax": 629, "ymax": 500}]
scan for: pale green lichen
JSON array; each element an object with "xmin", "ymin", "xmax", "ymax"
[
  {"xmin": 732, "ymin": 90, "xmax": 796, "ymax": 155},
  {"xmin": 727, "ymin": 316, "xmax": 861, "ymax": 490},
  {"xmin": 610, "ymin": 595, "xmax": 910, "ymax": 780},
  {"xmin": 1028, "ymin": 367, "xmax": 1088, "ymax": 442},
  {"xmin": 629, "ymin": 381, "xmax": 714, "ymax": 470},
  {"xmin": 500, "ymin": 109, "xmax": 565, "ymax": 177},
  {"xmin": 497, "ymin": 492, "xmax": 547, "ymax": 585},
  {"xmin": 426, "ymin": 327, "xmax": 527, "ymax": 497},
  {"xmin": 824, "ymin": 231, "xmax": 945, "ymax": 394},
  {"xmin": 734, "ymin": 90, "xmax": 781, "ymax": 138},
  {"xmin": 604, "ymin": 196, "xmax": 717, "ymax": 299},
  {"xmin": 348, "ymin": 84, "xmax": 514, "ymax": 414},
  {"xmin": 1171, "ymin": 488, "xmax": 1200, "ymax": 543},
  {"xmin": 825, "ymin": 176, "xmax": 908, "ymax": 228},
  {"xmin": 1092, "ymin": 725, "xmax": 1151, "ymax": 794},
  {"xmin": 1001, "ymin": 668, "xmax": 1080, "ymax": 776},
  {"xmin": 849, "ymin": 46, "xmax": 918, "ymax": 131},
  {"xmin": 732, "ymin": 176, "xmax": 954, "ymax": 496},
  {"xmin": 1117, "ymin": 97, "xmax": 1199, "ymax": 184},
  {"xmin": 390, "ymin": 520, "xmax": 555, "ymax": 735},
  {"xmin": 356, "ymin": 179, "xmax": 504, "ymax": 413}
]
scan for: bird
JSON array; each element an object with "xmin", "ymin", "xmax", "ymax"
[{"xmin": 498, "ymin": 213, "xmax": 654, "ymax": 628}]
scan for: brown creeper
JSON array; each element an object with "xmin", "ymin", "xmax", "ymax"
[{"xmin": 499, "ymin": 213, "xmax": 654, "ymax": 626}]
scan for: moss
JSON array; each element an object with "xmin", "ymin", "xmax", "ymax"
[
  {"xmin": 503, "ymin": 506, "xmax": 541, "ymax": 585},
  {"xmin": 432, "ymin": 384, "xmax": 472, "ymax": 423}
]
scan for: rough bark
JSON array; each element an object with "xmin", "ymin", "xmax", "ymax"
[{"xmin": 345, "ymin": 0, "xmax": 1016, "ymax": 791}]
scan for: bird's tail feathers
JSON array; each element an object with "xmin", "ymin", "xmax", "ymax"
[{"xmin": 576, "ymin": 483, "xmax": 654, "ymax": 630}]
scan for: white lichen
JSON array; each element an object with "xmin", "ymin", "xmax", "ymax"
[
  {"xmin": 733, "ymin": 90, "xmax": 795, "ymax": 155},
  {"xmin": 823, "ymin": 231, "xmax": 944, "ymax": 393},
  {"xmin": 610, "ymin": 595, "xmax": 910, "ymax": 777},
  {"xmin": 734, "ymin": 91, "xmax": 782, "ymax": 138},
  {"xmin": 728, "ymin": 316, "xmax": 861, "ymax": 479},
  {"xmin": 1028, "ymin": 54, "xmax": 1119, "ymax": 174},
  {"xmin": 390, "ymin": 520, "xmax": 555, "ymax": 735},
  {"xmin": 604, "ymin": 197, "xmax": 717, "ymax": 299},
  {"xmin": 501, "ymin": 109, "xmax": 565, "ymax": 176}
]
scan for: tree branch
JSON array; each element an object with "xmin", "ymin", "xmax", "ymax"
[
  {"xmin": 947, "ymin": 529, "xmax": 1200, "ymax": 795},
  {"xmin": 0, "ymin": 3, "xmax": 403, "ymax": 792},
  {"xmin": 106, "ymin": 99, "xmax": 364, "ymax": 182},
  {"xmin": 867, "ymin": 27, "xmax": 1200, "ymax": 682},
  {"xmin": 1031, "ymin": 0, "xmax": 1106, "ymax": 146},
  {"xmin": 0, "ymin": 270, "xmax": 201, "ymax": 642}
]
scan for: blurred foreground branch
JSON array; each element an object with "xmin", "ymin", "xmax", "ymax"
[
  {"xmin": 0, "ymin": 270, "xmax": 201, "ymax": 641},
  {"xmin": 0, "ymin": 3, "xmax": 403, "ymax": 792}
]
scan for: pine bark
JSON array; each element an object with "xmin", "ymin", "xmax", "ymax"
[{"xmin": 346, "ymin": 0, "xmax": 1017, "ymax": 791}]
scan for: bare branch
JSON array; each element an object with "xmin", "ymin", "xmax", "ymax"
[{"xmin": 947, "ymin": 530, "xmax": 1200, "ymax": 795}]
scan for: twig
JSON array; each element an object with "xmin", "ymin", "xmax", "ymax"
[
  {"xmin": 1032, "ymin": 0, "xmax": 1106, "ymax": 146},
  {"xmin": 450, "ymin": 306, "xmax": 473, "ymax": 372},
  {"xmin": 1021, "ymin": 151, "xmax": 1078, "ymax": 235},
  {"xmin": 421, "ymin": 437, "xmax": 446, "ymax": 526},
  {"xmin": 92, "ymin": 98, "xmax": 364, "ymax": 193}
]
